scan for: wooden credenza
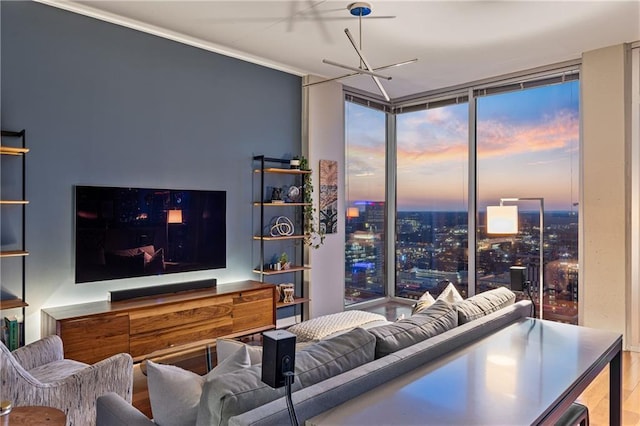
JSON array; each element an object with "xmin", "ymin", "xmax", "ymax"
[{"xmin": 41, "ymin": 280, "xmax": 276, "ymax": 364}]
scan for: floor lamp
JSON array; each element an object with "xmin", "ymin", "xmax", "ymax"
[{"xmin": 486, "ymin": 197, "xmax": 544, "ymax": 319}]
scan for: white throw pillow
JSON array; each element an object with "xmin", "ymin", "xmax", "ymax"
[
  {"xmin": 437, "ymin": 282, "xmax": 464, "ymax": 304},
  {"xmin": 216, "ymin": 338, "xmax": 263, "ymax": 365},
  {"xmin": 412, "ymin": 290, "xmax": 435, "ymax": 314},
  {"xmin": 147, "ymin": 345, "xmax": 251, "ymax": 426}
]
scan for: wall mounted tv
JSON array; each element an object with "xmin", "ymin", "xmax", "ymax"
[{"xmin": 75, "ymin": 185, "xmax": 226, "ymax": 283}]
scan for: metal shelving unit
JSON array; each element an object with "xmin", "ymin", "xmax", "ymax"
[
  {"xmin": 252, "ymin": 155, "xmax": 310, "ymax": 322},
  {"xmin": 1, "ymin": 129, "xmax": 29, "ymax": 347}
]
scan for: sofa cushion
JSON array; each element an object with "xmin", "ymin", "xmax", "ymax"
[
  {"xmin": 367, "ymin": 299, "xmax": 458, "ymax": 358},
  {"xmin": 147, "ymin": 345, "xmax": 251, "ymax": 426},
  {"xmin": 28, "ymin": 359, "xmax": 88, "ymax": 383},
  {"xmin": 196, "ymin": 327, "xmax": 376, "ymax": 426},
  {"xmin": 287, "ymin": 310, "xmax": 386, "ymax": 342},
  {"xmin": 454, "ymin": 287, "xmax": 516, "ymax": 324}
]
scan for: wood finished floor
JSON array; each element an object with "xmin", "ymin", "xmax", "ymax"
[{"xmin": 132, "ymin": 302, "xmax": 640, "ymax": 424}]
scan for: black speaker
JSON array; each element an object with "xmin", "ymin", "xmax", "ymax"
[
  {"xmin": 261, "ymin": 329, "xmax": 296, "ymax": 389},
  {"xmin": 510, "ymin": 266, "xmax": 527, "ymax": 292}
]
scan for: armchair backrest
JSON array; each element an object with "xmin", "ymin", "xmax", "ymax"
[
  {"xmin": 11, "ymin": 335, "xmax": 64, "ymax": 370},
  {"xmin": 0, "ymin": 339, "xmax": 42, "ymax": 390}
]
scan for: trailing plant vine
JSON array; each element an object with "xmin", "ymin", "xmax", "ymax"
[{"xmin": 300, "ymin": 156, "xmax": 325, "ymax": 249}]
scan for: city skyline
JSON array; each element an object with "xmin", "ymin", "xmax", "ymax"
[{"xmin": 346, "ymin": 81, "xmax": 580, "ymax": 211}]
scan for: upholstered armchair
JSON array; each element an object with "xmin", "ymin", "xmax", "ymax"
[{"xmin": 0, "ymin": 335, "xmax": 133, "ymax": 426}]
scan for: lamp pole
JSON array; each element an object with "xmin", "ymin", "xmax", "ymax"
[{"xmin": 500, "ymin": 197, "xmax": 544, "ymax": 319}]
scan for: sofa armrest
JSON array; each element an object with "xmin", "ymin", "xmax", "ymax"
[
  {"xmin": 12, "ymin": 335, "xmax": 64, "ymax": 369},
  {"xmin": 97, "ymin": 392, "xmax": 156, "ymax": 426}
]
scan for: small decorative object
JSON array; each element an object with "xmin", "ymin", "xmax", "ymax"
[
  {"xmin": 269, "ymin": 216, "xmax": 294, "ymax": 237},
  {"xmin": 270, "ymin": 187, "xmax": 284, "ymax": 203},
  {"xmin": 275, "ymin": 285, "xmax": 281, "ymax": 301},
  {"xmin": 290, "ymin": 156, "xmax": 301, "ymax": 169},
  {"xmin": 279, "ymin": 252, "xmax": 290, "ymax": 270},
  {"xmin": 283, "ymin": 287, "xmax": 295, "ymax": 303},
  {"xmin": 285, "ymin": 185, "xmax": 302, "ymax": 203},
  {"xmin": 279, "ymin": 283, "xmax": 295, "ymax": 303},
  {"xmin": 268, "ymin": 262, "xmax": 282, "ymax": 271}
]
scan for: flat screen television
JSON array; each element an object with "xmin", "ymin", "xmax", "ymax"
[{"xmin": 75, "ymin": 185, "xmax": 226, "ymax": 283}]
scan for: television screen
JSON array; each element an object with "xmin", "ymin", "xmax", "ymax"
[{"xmin": 75, "ymin": 185, "xmax": 226, "ymax": 283}]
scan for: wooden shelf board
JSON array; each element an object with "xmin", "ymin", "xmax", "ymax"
[
  {"xmin": 276, "ymin": 297, "xmax": 310, "ymax": 309},
  {"xmin": 253, "ymin": 202, "xmax": 310, "ymax": 207},
  {"xmin": 254, "ymin": 235, "xmax": 305, "ymax": 241},
  {"xmin": 0, "ymin": 298, "xmax": 28, "ymax": 309},
  {"xmin": 0, "ymin": 250, "xmax": 29, "ymax": 258},
  {"xmin": 0, "ymin": 200, "xmax": 29, "ymax": 205},
  {"xmin": 254, "ymin": 168, "xmax": 311, "ymax": 175},
  {"xmin": 0, "ymin": 146, "xmax": 29, "ymax": 155},
  {"xmin": 253, "ymin": 265, "xmax": 310, "ymax": 275}
]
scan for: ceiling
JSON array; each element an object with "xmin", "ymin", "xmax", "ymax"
[{"xmin": 45, "ymin": 0, "xmax": 640, "ymax": 101}]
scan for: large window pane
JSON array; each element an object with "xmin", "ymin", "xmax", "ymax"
[
  {"xmin": 345, "ymin": 101, "xmax": 387, "ymax": 306},
  {"xmin": 396, "ymin": 104, "xmax": 469, "ymax": 300},
  {"xmin": 477, "ymin": 82, "xmax": 580, "ymax": 323}
]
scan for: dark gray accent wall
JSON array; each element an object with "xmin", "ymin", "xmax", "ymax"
[{"xmin": 1, "ymin": 1, "xmax": 301, "ymax": 341}]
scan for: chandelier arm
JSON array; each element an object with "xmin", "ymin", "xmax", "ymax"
[
  {"xmin": 322, "ymin": 59, "xmax": 391, "ymax": 80},
  {"xmin": 344, "ymin": 28, "xmax": 390, "ymax": 101},
  {"xmin": 302, "ymin": 58, "xmax": 417, "ymax": 88},
  {"xmin": 371, "ymin": 75, "xmax": 390, "ymax": 101}
]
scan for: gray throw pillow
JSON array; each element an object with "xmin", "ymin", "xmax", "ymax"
[
  {"xmin": 454, "ymin": 286, "xmax": 516, "ymax": 324},
  {"xmin": 368, "ymin": 299, "xmax": 458, "ymax": 358},
  {"xmin": 196, "ymin": 327, "xmax": 376, "ymax": 426}
]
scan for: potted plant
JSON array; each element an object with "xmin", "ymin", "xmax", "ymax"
[
  {"xmin": 300, "ymin": 156, "xmax": 325, "ymax": 249},
  {"xmin": 279, "ymin": 252, "xmax": 290, "ymax": 269}
]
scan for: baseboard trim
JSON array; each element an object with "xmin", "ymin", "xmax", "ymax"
[{"xmin": 109, "ymin": 279, "xmax": 217, "ymax": 302}]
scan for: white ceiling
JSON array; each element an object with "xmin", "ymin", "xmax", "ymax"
[{"xmin": 45, "ymin": 0, "xmax": 640, "ymax": 101}]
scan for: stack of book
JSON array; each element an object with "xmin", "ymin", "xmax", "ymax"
[{"xmin": 2, "ymin": 316, "xmax": 23, "ymax": 350}]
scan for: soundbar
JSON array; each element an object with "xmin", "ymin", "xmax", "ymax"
[{"xmin": 109, "ymin": 279, "xmax": 217, "ymax": 302}]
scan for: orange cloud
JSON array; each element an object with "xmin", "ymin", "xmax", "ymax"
[{"xmin": 477, "ymin": 110, "xmax": 578, "ymax": 159}]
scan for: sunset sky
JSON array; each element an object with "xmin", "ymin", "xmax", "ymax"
[{"xmin": 346, "ymin": 81, "xmax": 580, "ymax": 212}]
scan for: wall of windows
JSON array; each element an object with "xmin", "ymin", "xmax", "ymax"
[{"xmin": 345, "ymin": 72, "xmax": 580, "ymax": 324}]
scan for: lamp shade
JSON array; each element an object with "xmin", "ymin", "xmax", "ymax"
[
  {"xmin": 347, "ymin": 207, "xmax": 360, "ymax": 218},
  {"xmin": 486, "ymin": 205, "xmax": 518, "ymax": 234},
  {"xmin": 167, "ymin": 209, "xmax": 183, "ymax": 224}
]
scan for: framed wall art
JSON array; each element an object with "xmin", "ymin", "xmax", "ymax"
[{"xmin": 319, "ymin": 159, "xmax": 338, "ymax": 234}]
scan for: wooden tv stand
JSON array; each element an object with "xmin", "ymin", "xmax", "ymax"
[{"xmin": 41, "ymin": 280, "xmax": 276, "ymax": 364}]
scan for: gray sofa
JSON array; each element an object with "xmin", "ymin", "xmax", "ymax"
[{"xmin": 97, "ymin": 289, "xmax": 532, "ymax": 426}]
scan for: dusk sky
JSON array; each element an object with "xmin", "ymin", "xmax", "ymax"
[{"xmin": 346, "ymin": 81, "xmax": 580, "ymax": 212}]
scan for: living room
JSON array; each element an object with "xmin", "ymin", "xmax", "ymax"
[{"xmin": 1, "ymin": 0, "xmax": 639, "ymax": 424}]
